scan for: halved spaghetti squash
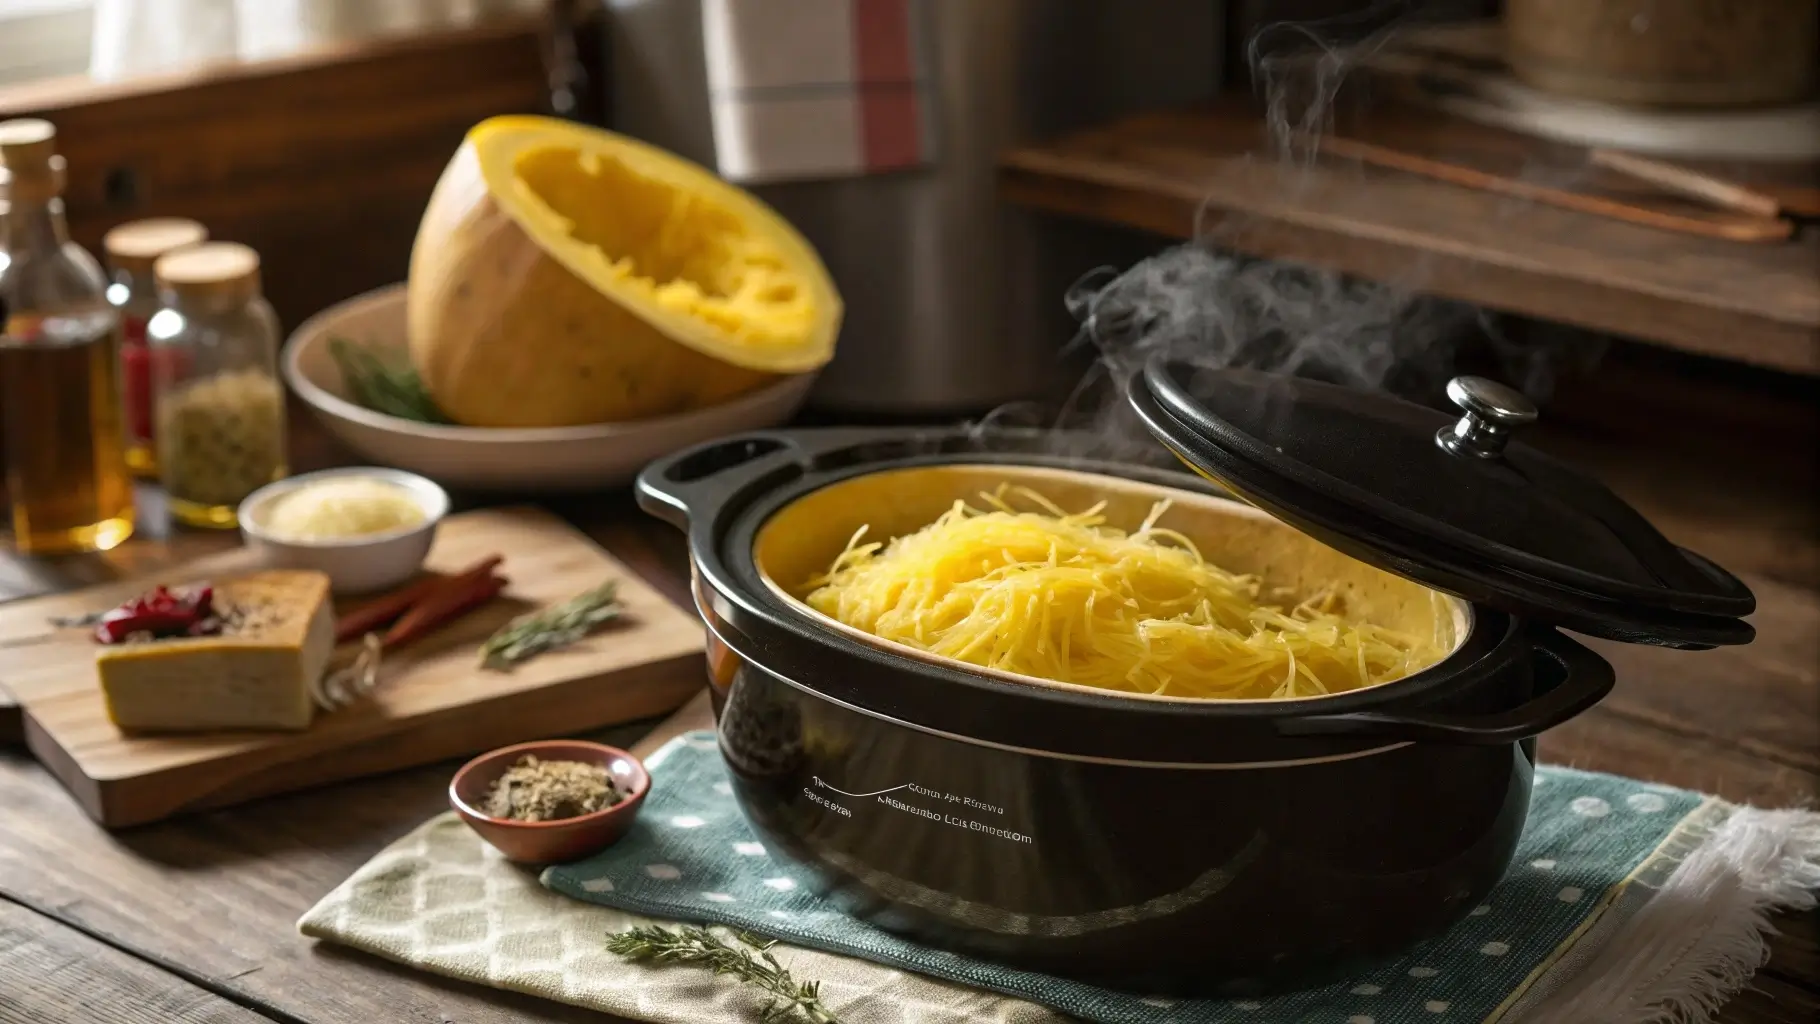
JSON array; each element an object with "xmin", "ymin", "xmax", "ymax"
[{"xmin": 408, "ymin": 116, "xmax": 842, "ymax": 428}]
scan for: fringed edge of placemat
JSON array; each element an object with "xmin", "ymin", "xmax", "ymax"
[{"xmin": 1508, "ymin": 802, "xmax": 1820, "ymax": 1023}]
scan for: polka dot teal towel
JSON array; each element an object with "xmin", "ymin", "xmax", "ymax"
[{"xmin": 543, "ymin": 732, "xmax": 1820, "ymax": 1024}]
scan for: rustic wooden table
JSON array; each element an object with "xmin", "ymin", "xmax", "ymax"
[{"xmin": 1, "ymin": 410, "xmax": 1815, "ymax": 1023}]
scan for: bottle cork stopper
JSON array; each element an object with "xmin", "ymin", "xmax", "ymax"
[
  {"xmin": 155, "ymin": 242, "xmax": 263, "ymax": 306},
  {"xmin": 105, "ymin": 218, "xmax": 210, "ymax": 274},
  {"xmin": 0, "ymin": 119, "xmax": 56, "ymax": 164},
  {"xmin": 0, "ymin": 119, "xmax": 62, "ymax": 201}
]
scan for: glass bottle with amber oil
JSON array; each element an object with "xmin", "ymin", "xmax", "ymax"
[
  {"xmin": 150, "ymin": 242, "xmax": 287, "ymax": 528},
  {"xmin": 104, "ymin": 218, "xmax": 208, "ymax": 477},
  {"xmin": 1, "ymin": 170, "xmax": 9, "ymax": 508},
  {"xmin": 0, "ymin": 118, "xmax": 136, "ymax": 555}
]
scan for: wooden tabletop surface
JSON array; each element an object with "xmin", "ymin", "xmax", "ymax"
[{"xmin": 1, "ymin": 408, "xmax": 1816, "ymax": 1023}]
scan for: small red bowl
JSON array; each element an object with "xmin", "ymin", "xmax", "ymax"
[{"xmin": 449, "ymin": 740, "xmax": 651, "ymax": 865}]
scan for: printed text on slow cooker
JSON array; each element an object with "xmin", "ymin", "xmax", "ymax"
[
  {"xmin": 807, "ymin": 777, "xmax": 1031, "ymax": 843},
  {"xmin": 803, "ymin": 788, "xmax": 851, "ymax": 817}
]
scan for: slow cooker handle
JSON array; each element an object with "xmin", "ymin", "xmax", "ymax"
[
  {"xmin": 1275, "ymin": 628, "xmax": 1614, "ymax": 745},
  {"xmin": 636, "ymin": 433, "xmax": 807, "ymax": 530},
  {"xmin": 636, "ymin": 428, "xmax": 932, "ymax": 530}
]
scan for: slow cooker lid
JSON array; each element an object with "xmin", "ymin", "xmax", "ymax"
[{"xmin": 1128, "ymin": 359, "xmax": 1755, "ymax": 649}]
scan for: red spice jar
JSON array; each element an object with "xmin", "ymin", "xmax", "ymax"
[{"xmin": 103, "ymin": 217, "xmax": 208, "ymax": 477}]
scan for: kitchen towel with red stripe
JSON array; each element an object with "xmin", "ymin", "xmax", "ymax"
[{"xmin": 702, "ymin": 0, "xmax": 934, "ymax": 183}]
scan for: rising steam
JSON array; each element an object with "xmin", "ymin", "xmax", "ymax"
[{"xmin": 988, "ymin": 6, "xmax": 1601, "ymax": 464}]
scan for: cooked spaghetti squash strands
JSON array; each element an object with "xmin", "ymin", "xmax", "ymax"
[{"xmin": 802, "ymin": 486, "xmax": 1446, "ymax": 700}]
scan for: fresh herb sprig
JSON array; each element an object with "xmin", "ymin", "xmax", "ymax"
[
  {"xmin": 479, "ymin": 580, "xmax": 621, "ymax": 670},
  {"xmin": 607, "ymin": 925, "xmax": 841, "ymax": 1024},
  {"xmin": 328, "ymin": 336, "xmax": 449, "ymax": 424}
]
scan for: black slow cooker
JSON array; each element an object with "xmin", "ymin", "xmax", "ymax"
[{"xmin": 633, "ymin": 360, "xmax": 1754, "ymax": 997}]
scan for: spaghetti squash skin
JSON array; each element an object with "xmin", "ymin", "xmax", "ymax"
[{"xmin": 408, "ymin": 117, "xmax": 841, "ymax": 428}]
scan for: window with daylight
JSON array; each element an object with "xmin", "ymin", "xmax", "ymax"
[
  {"xmin": 0, "ymin": 0, "xmax": 93, "ymax": 87},
  {"xmin": 0, "ymin": 1, "xmax": 544, "ymax": 90},
  {"xmin": 0, "ymin": 0, "xmax": 561, "ymax": 330}
]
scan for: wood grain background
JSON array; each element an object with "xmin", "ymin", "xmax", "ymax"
[{"xmin": 0, "ymin": 15, "xmax": 550, "ymax": 331}]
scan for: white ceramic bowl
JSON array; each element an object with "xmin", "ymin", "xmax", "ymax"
[
  {"xmin": 238, "ymin": 467, "xmax": 449, "ymax": 595},
  {"xmin": 283, "ymin": 284, "xmax": 819, "ymax": 492}
]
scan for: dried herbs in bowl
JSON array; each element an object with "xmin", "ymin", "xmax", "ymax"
[
  {"xmin": 484, "ymin": 754, "xmax": 623, "ymax": 822},
  {"xmin": 450, "ymin": 740, "xmax": 650, "ymax": 863}
]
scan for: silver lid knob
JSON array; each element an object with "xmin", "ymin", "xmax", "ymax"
[{"xmin": 1435, "ymin": 376, "xmax": 1537, "ymax": 460}]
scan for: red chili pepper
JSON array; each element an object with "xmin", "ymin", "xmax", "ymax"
[{"xmin": 92, "ymin": 584, "xmax": 218, "ymax": 644}]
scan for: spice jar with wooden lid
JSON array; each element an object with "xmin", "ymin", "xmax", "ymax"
[
  {"xmin": 104, "ymin": 217, "xmax": 208, "ymax": 478},
  {"xmin": 149, "ymin": 241, "xmax": 288, "ymax": 529}
]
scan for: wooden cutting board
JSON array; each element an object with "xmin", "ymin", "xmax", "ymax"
[{"xmin": 0, "ymin": 506, "xmax": 705, "ymax": 827}]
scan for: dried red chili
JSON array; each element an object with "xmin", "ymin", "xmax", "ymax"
[{"xmin": 93, "ymin": 584, "xmax": 220, "ymax": 644}]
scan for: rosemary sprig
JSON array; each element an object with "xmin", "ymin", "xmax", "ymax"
[
  {"xmin": 479, "ymin": 580, "xmax": 621, "ymax": 670},
  {"xmin": 327, "ymin": 336, "xmax": 449, "ymax": 424},
  {"xmin": 606, "ymin": 925, "xmax": 841, "ymax": 1024}
]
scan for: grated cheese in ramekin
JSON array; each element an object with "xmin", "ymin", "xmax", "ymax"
[{"xmin": 263, "ymin": 477, "xmax": 426, "ymax": 541}]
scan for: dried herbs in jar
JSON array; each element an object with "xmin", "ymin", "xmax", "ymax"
[
  {"xmin": 149, "ymin": 243, "xmax": 288, "ymax": 528},
  {"xmin": 157, "ymin": 369, "xmax": 285, "ymax": 509}
]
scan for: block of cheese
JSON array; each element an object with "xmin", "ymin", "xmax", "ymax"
[{"xmin": 96, "ymin": 570, "xmax": 335, "ymax": 733}]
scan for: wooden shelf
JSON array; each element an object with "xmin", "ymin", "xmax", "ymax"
[{"xmin": 1000, "ymin": 102, "xmax": 1820, "ymax": 376}]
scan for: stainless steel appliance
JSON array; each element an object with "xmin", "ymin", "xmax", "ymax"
[{"xmin": 604, "ymin": 0, "xmax": 1222, "ymax": 415}]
